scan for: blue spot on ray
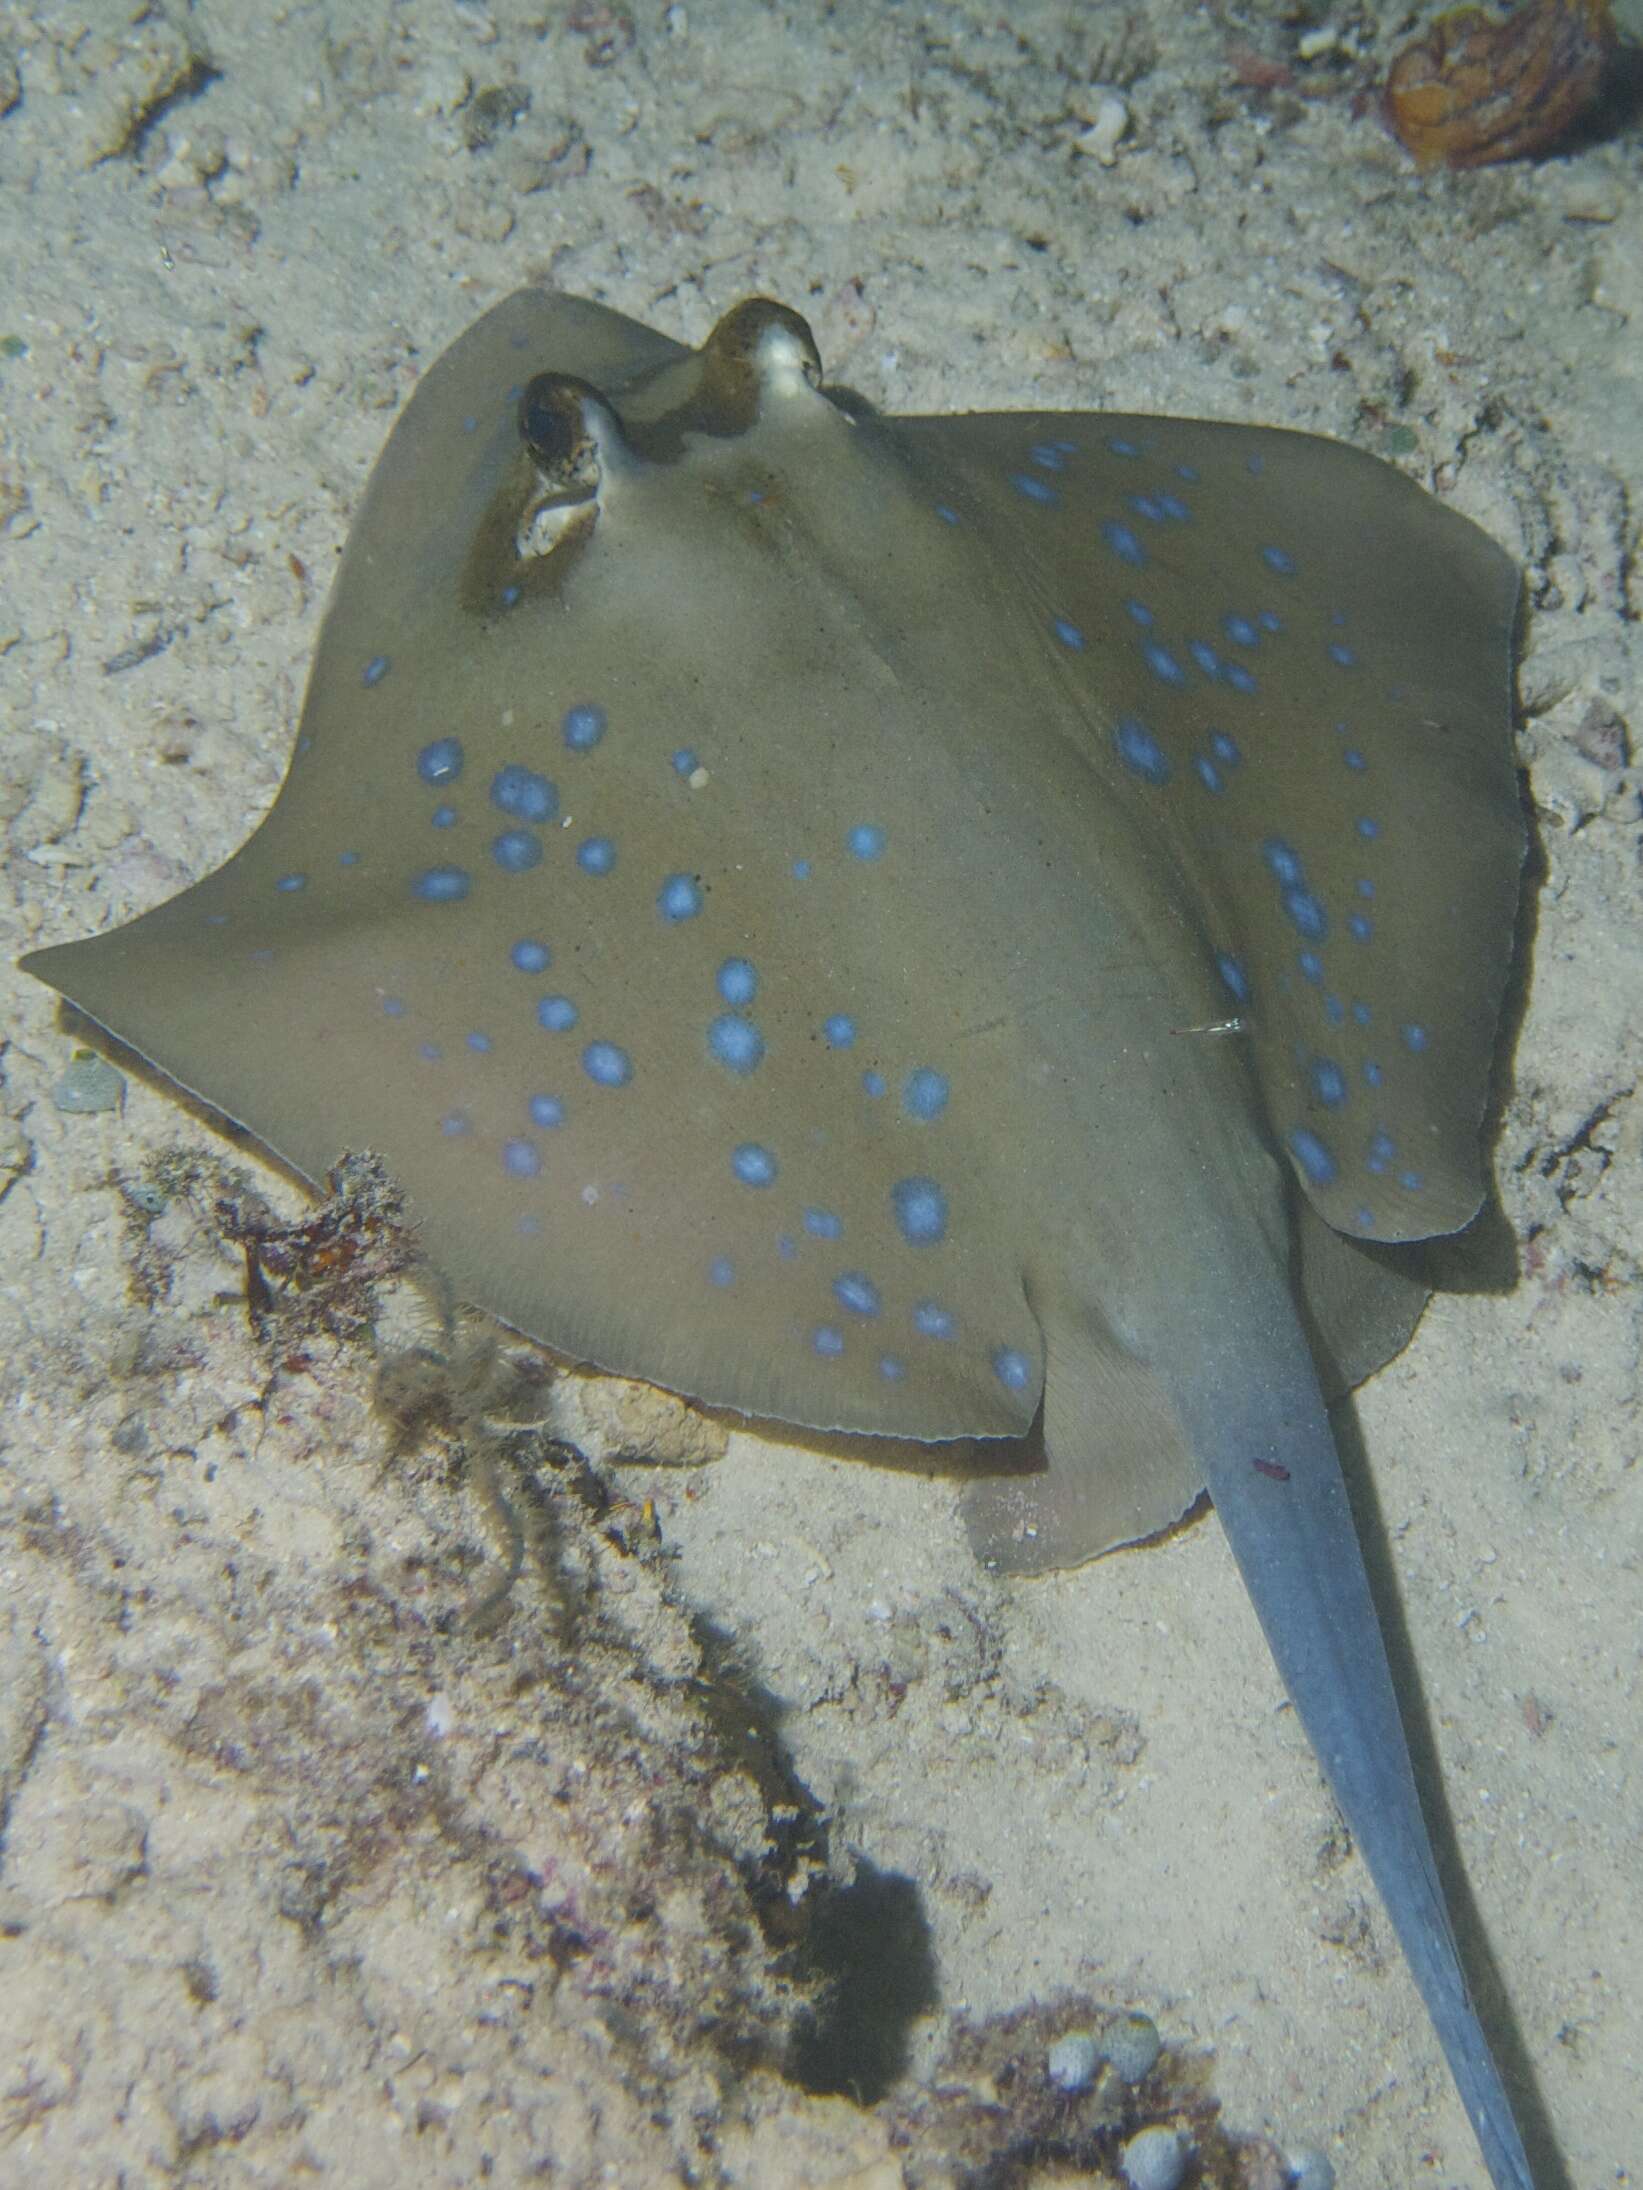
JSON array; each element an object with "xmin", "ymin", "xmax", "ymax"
[
  {"xmin": 491, "ymin": 764, "xmax": 557, "ymax": 822},
  {"xmin": 892, "ymin": 1177, "xmax": 948, "ymax": 1246},
  {"xmin": 1115, "ymin": 717, "xmax": 1170, "ymax": 784},
  {"xmin": 902, "ymin": 1068, "xmax": 950, "ymax": 1121},
  {"xmin": 418, "ymin": 737, "xmax": 464, "ymax": 786},
  {"xmin": 1217, "ymin": 952, "xmax": 1250, "ymax": 1003},
  {"xmin": 1101, "ymin": 520, "xmax": 1146, "ymax": 567},
  {"xmin": 993, "ymin": 1347, "xmax": 1032, "ymax": 1393},
  {"xmin": 1288, "ymin": 1128, "xmax": 1338, "ymax": 1184},
  {"xmin": 718, "ymin": 957, "xmax": 758, "ymax": 1005},
  {"xmin": 493, "ymin": 830, "xmax": 543, "ymax": 873},
  {"xmin": 833, "ymin": 1272, "xmax": 882, "ymax": 1318},
  {"xmin": 582, "ymin": 1041, "xmax": 633, "ymax": 1088},
  {"xmin": 563, "ymin": 703, "xmax": 607, "ymax": 750},
  {"xmin": 708, "ymin": 1014, "xmax": 765, "ymax": 1075},
  {"xmin": 412, "ymin": 866, "xmax": 470, "ymax": 903},
  {"xmin": 732, "ymin": 1143, "xmax": 778, "ymax": 1188},
  {"xmin": 1284, "ymin": 887, "xmax": 1328, "ymax": 941},
  {"xmin": 658, "ymin": 874, "xmax": 704, "ymax": 922}
]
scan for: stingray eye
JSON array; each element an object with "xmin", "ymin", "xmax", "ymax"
[
  {"xmin": 519, "ymin": 376, "xmax": 577, "ymax": 467},
  {"xmin": 514, "ymin": 373, "xmax": 623, "ymax": 567},
  {"xmin": 517, "ymin": 372, "xmax": 609, "ymax": 489},
  {"xmin": 690, "ymin": 299, "xmax": 825, "ymax": 434},
  {"xmin": 705, "ymin": 298, "xmax": 823, "ymax": 391}
]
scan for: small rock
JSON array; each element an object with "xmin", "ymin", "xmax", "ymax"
[
  {"xmin": 1570, "ymin": 697, "xmax": 1629, "ymax": 772},
  {"xmin": 1076, "ymin": 87, "xmax": 1130, "ymax": 165},
  {"xmin": 52, "ymin": 1049, "xmax": 124, "ymax": 1114},
  {"xmin": 1287, "ymin": 2149, "xmax": 1336, "ymax": 2190},
  {"xmin": 1101, "ymin": 2009, "xmax": 1162, "ymax": 2083},
  {"xmin": 563, "ymin": 1369, "xmax": 728, "ymax": 1465},
  {"xmin": 1121, "ymin": 2124, "xmax": 1188, "ymax": 2190},
  {"xmin": 1046, "ymin": 2028, "xmax": 1100, "ymax": 2092}
]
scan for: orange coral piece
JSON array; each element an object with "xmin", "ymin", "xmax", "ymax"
[{"xmin": 1383, "ymin": 0, "xmax": 1616, "ymax": 168}]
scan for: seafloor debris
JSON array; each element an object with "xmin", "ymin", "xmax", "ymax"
[
  {"xmin": 216, "ymin": 1149, "xmax": 421, "ymax": 1342},
  {"xmin": 1383, "ymin": 0, "xmax": 1617, "ymax": 168},
  {"xmin": 880, "ymin": 1995, "xmax": 1311, "ymax": 2187}
]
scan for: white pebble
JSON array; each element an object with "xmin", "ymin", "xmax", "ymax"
[
  {"xmin": 1076, "ymin": 88, "xmax": 1130, "ymax": 166},
  {"xmin": 1288, "ymin": 2149, "xmax": 1336, "ymax": 2190},
  {"xmin": 1101, "ymin": 2010, "xmax": 1162, "ymax": 2083},
  {"xmin": 1121, "ymin": 2124, "xmax": 1188, "ymax": 2190},
  {"xmin": 52, "ymin": 1050, "xmax": 124, "ymax": 1115},
  {"xmin": 1046, "ymin": 2029, "xmax": 1100, "ymax": 2092}
]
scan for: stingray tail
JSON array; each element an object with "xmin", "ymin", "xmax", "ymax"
[{"xmin": 1177, "ymin": 1324, "xmax": 1536, "ymax": 2190}]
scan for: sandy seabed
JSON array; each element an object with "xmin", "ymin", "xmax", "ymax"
[{"xmin": 1, "ymin": 4, "xmax": 1639, "ymax": 2185}]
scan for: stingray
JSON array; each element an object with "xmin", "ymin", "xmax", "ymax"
[{"xmin": 22, "ymin": 292, "xmax": 1536, "ymax": 2186}]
